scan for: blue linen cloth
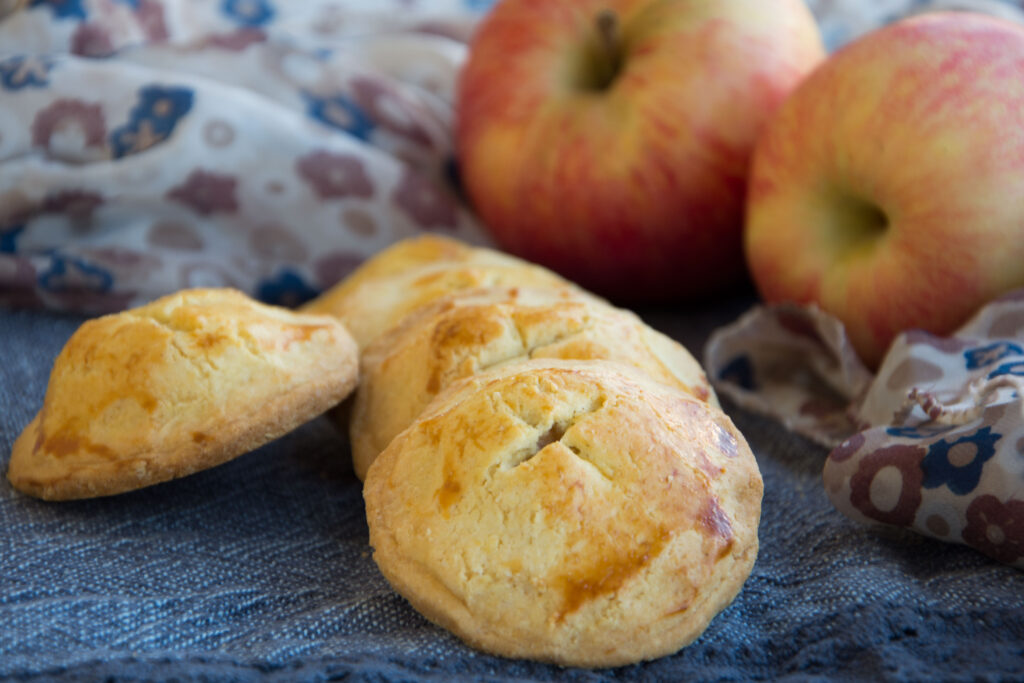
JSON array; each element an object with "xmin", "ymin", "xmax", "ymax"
[{"xmin": 3, "ymin": 302, "xmax": 1023, "ymax": 681}]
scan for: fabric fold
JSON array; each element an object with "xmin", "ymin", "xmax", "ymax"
[{"xmin": 705, "ymin": 290, "xmax": 1024, "ymax": 568}]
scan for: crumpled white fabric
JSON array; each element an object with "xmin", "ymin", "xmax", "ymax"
[{"xmin": 705, "ymin": 290, "xmax": 1024, "ymax": 568}]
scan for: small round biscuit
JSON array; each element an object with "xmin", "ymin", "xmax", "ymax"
[
  {"xmin": 350, "ymin": 286, "xmax": 716, "ymax": 480},
  {"xmin": 301, "ymin": 235, "xmax": 589, "ymax": 350},
  {"xmin": 7, "ymin": 288, "xmax": 359, "ymax": 500},
  {"xmin": 364, "ymin": 360, "xmax": 762, "ymax": 667}
]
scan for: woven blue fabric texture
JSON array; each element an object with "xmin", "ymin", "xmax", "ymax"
[{"xmin": 2, "ymin": 302, "xmax": 1023, "ymax": 681}]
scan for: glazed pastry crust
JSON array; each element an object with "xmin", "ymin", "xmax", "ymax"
[
  {"xmin": 302, "ymin": 235, "xmax": 480, "ymax": 311},
  {"xmin": 349, "ymin": 286, "xmax": 716, "ymax": 480},
  {"xmin": 301, "ymin": 235, "xmax": 587, "ymax": 350},
  {"xmin": 7, "ymin": 288, "xmax": 359, "ymax": 500},
  {"xmin": 364, "ymin": 360, "xmax": 762, "ymax": 668}
]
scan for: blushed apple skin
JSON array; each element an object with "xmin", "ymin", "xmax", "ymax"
[
  {"xmin": 455, "ymin": 0, "xmax": 824, "ymax": 303},
  {"xmin": 745, "ymin": 12, "xmax": 1024, "ymax": 369}
]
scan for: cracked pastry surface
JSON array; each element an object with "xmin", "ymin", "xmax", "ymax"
[
  {"xmin": 7, "ymin": 288, "xmax": 359, "ymax": 500},
  {"xmin": 301, "ymin": 235, "xmax": 592, "ymax": 351},
  {"xmin": 363, "ymin": 359, "xmax": 762, "ymax": 668},
  {"xmin": 349, "ymin": 286, "xmax": 716, "ymax": 480}
]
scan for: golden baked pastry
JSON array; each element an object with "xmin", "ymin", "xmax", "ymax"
[
  {"xmin": 364, "ymin": 360, "xmax": 762, "ymax": 668},
  {"xmin": 7, "ymin": 288, "xmax": 359, "ymax": 500},
  {"xmin": 301, "ymin": 235, "xmax": 588, "ymax": 350},
  {"xmin": 304, "ymin": 234, "xmax": 479, "ymax": 308},
  {"xmin": 349, "ymin": 286, "xmax": 716, "ymax": 480}
]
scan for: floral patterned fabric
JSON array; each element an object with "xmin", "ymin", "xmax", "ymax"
[
  {"xmin": 706, "ymin": 289, "xmax": 1024, "ymax": 569},
  {"xmin": 0, "ymin": 0, "xmax": 494, "ymax": 312}
]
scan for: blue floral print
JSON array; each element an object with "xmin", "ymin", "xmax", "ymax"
[
  {"xmin": 921, "ymin": 426, "xmax": 1000, "ymax": 495},
  {"xmin": 110, "ymin": 85, "xmax": 195, "ymax": 158},
  {"xmin": 0, "ymin": 225, "xmax": 25, "ymax": 254},
  {"xmin": 304, "ymin": 92, "xmax": 375, "ymax": 141},
  {"xmin": 988, "ymin": 360, "xmax": 1024, "ymax": 380},
  {"xmin": 0, "ymin": 56, "xmax": 54, "ymax": 90},
  {"xmin": 257, "ymin": 269, "xmax": 319, "ymax": 307},
  {"xmin": 964, "ymin": 342, "xmax": 1024, "ymax": 370},
  {"xmin": 221, "ymin": 0, "xmax": 274, "ymax": 27},
  {"xmin": 38, "ymin": 255, "xmax": 114, "ymax": 293},
  {"xmin": 885, "ymin": 424, "xmax": 956, "ymax": 440},
  {"xmin": 718, "ymin": 355, "xmax": 757, "ymax": 391},
  {"xmin": 29, "ymin": 0, "xmax": 86, "ymax": 20}
]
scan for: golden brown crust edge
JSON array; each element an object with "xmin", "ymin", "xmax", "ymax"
[
  {"xmin": 301, "ymin": 234, "xmax": 477, "ymax": 319},
  {"xmin": 300, "ymin": 236, "xmax": 591, "ymax": 351},
  {"xmin": 6, "ymin": 288, "xmax": 359, "ymax": 500}
]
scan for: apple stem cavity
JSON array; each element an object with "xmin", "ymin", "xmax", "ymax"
[{"xmin": 589, "ymin": 9, "xmax": 624, "ymax": 91}]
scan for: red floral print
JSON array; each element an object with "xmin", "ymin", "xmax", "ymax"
[
  {"xmin": 166, "ymin": 170, "xmax": 239, "ymax": 215},
  {"xmin": 849, "ymin": 444, "xmax": 926, "ymax": 527},
  {"xmin": 962, "ymin": 495, "xmax": 1024, "ymax": 565},
  {"xmin": 296, "ymin": 150, "xmax": 373, "ymax": 200}
]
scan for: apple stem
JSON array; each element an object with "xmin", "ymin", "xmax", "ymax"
[{"xmin": 594, "ymin": 9, "xmax": 622, "ymax": 88}]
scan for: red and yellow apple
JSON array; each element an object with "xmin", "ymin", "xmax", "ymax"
[
  {"xmin": 455, "ymin": 0, "xmax": 824, "ymax": 302},
  {"xmin": 745, "ymin": 12, "xmax": 1024, "ymax": 369}
]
